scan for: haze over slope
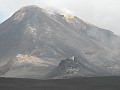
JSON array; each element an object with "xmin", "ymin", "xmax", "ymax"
[{"xmin": 0, "ymin": 5, "xmax": 120, "ymax": 78}]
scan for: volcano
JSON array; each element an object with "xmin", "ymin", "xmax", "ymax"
[{"xmin": 0, "ymin": 5, "xmax": 120, "ymax": 79}]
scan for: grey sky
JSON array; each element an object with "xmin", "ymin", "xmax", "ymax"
[{"xmin": 0, "ymin": 0, "xmax": 120, "ymax": 35}]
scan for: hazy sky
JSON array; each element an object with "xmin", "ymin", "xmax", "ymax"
[{"xmin": 0, "ymin": 0, "xmax": 120, "ymax": 35}]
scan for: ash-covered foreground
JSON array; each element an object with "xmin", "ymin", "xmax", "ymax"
[{"xmin": 0, "ymin": 76, "xmax": 120, "ymax": 90}]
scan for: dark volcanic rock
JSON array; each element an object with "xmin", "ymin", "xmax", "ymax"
[
  {"xmin": 44, "ymin": 57, "xmax": 111, "ymax": 79},
  {"xmin": 0, "ymin": 77, "xmax": 120, "ymax": 90}
]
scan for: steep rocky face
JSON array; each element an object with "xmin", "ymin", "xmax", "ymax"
[
  {"xmin": 0, "ymin": 5, "xmax": 120, "ymax": 78},
  {"xmin": 44, "ymin": 57, "xmax": 112, "ymax": 79}
]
